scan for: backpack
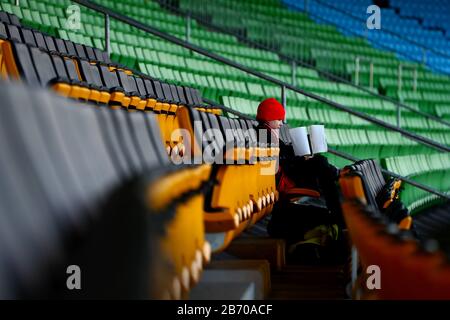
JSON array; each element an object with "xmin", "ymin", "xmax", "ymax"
[{"xmin": 267, "ymin": 201, "xmax": 346, "ymax": 264}]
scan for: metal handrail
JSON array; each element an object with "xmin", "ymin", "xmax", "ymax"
[
  {"xmin": 327, "ymin": 148, "xmax": 450, "ymax": 200},
  {"xmin": 203, "ymin": 98, "xmax": 450, "ymax": 201},
  {"xmin": 68, "ymin": 0, "xmax": 450, "ymax": 201},
  {"xmin": 157, "ymin": 0, "xmax": 450, "ymax": 128},
  {"xmin": 71, "ymin": 0, "xmax": 450, "ymax": 154}
]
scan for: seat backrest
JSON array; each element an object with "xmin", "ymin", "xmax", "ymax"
[
  {"xmin": 183, "ymin": 86, "xmax": 195, "ymax": 106},
  {"xmin": 176, "ymin": 86, "xmax": 187, "ymax": 105},
  {"xmin": 0, "ymin": 11, "xmax": 10, "ymax": 25},
  {"xmin": 64, "ymin": 40, "xmax": 77, "ymax": 56},
  {"xmin": 95, "ymin": 107, "xmax": 133, "ymax": 179},
  {"xmin": 127, "ymin": 112, "xmax": 163, "ymax": 170},
  {"xmin": 143, "ymin": 78, "xmax": 156, "ymax": 98},
  {"xmin": 144, "ymin": 112, "xmax": 170, "ymax": 165},
  {"xmin": 84, "ymin": 45, "xmax": 96, "ymax": 61},
  {"xmin": 161, "ymin": 82, "xmax": 173, "ymax": 103},
  {"xmin": 0, "ymin": 22, "xmax": 7, "ymax": 39},
  {"xmin": 344, "ymin": 159, "xmax": 386, "ymax": 208},
  {"xmin": 78, "ymin": 58, "xmax": 104, "ymax": 88},
  {"xmin": 29, "ymin": 47, "xmax": 57, "ymax": 86},
  {"xmin": 5, "ymin": 24, "xmax": 22, "ymax": 42},
  {"xmin": 7, "ymin": 13, "xmax": 20, "ymax": 27},
  {"xmin": 169, "ymin": 84, "xmax": 181, "ymax": 104},
  {"xmin": 153, "ymin": 80, "xmax": 165, "ymax": 101},
  {"xmin": 20, "ymin": 28, "xmax": 36, "ymax": 47},
  {"xmin": 32, "ymin": 30, "xmax": 46, "ymax": 50},
  {"xmin": 190, "ymin": 88, "xmax": 203, "ymax": 105},
  {"xmin": 54, "ymin": 38, "xmax": 68, "ymax": 55},
  {"xmin": 134, "ymin": 77, "xmax": 148, "ymax": 97},
  {"xmin": 99, "ymin": 64, "xmax": 121, "ymax": 89},
  {"xmin": 11, "ymin": 41, "xmax": 40, "ymax": 85},
  {"xmin": 110, "ymin": 109, "xmax": 145, "ymax": 174},
  {"xmin": 44, "ymin": 34, "xmax": 57, "ymax": 52},
  {"xmin": 64, "ymin": 57, "xmax": 81, "ymax": 82},
  {"xmin": 74, "ymin": 43, "xmax": 87, "ymax": 59},
  {"xmin": 280, "ymin": 123, "xmax": 292, "ymax": 145}
]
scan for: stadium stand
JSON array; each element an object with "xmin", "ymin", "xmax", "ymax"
[
  {"xmin": 0, "ymin": 0, "xmax": 448, "ymax": 300},
  {"xmin": 2, "ymin": 1, "xmax": 450, "ymax": 212},
  {"xmin": 0, "ymin": 80, "xmax": 211, "ymax": 299},
  {"xmin": 339, "ymin": 168, "xmax": 450, "ymax": 299},
  {"xmin": 282, "ymin": 0, "xmax": 450, "ymax": 75}
]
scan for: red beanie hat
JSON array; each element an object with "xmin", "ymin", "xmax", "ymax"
[{"xmin": 256, "ymin": 98, "xmax": 286, "ymax": 122}]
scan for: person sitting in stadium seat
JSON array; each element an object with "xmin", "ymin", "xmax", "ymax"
[{"xmin": 256, "ymin": 98, "xmax": 346, "ymax": 263}]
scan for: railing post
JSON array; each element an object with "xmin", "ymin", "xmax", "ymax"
[
  {"xmin": 105, "ymin": 13, "xmax": 110, "ymax": 58},
  {"xmin": 369, "ymin": 62, "xmax": 374, "ymax": 90},
  {"xmin": 291, "ymin": 60, "xmax": 296, "ymax": 86},
  {"xmin": 413, "ymin": 67, "xmax": 417, "ymax": 93},
  {"xmin": 355, "ymin": 56, "xmax": 374, "ymax": 89},
  {"xmin": 281, "ymin": 85, "xmax": 286, "ymax": 109},
  {"xmin": 355, "ymin": 57, "xmax": 360, "ymax": 86},
  {"xmin": 186, "ymin": 13, "xmax": 191, "ymax": 43},
  {"xmin": 422, "ymin": 48, "xmax": 427, "ymax": 65},
  {"xmin": 397, "ymin": 64, "xmax": 402, "ymax": 129},
  {"xmin": 398, "ymin": 64, "xmax": 418, "ymax": 93}
]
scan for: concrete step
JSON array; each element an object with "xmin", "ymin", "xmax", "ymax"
[
  {"xmin": 225, "ymin": 237, "xmax": 286, "ymax": 271},
  {"xmin": 189, "ymin": 281, "xmax": 256, "ymax": 300},
  {"xmin": 269, "ymin": 264, "xmax": 347, "ymax": 300},
  {"xmin": 189, "ymin": 260, "xmax": 271, "ymax": 300}
]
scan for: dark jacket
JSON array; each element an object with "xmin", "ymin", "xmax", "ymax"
[{"xmin": 257, "ymin": 123, "xmax": 341, "ymax": 215}]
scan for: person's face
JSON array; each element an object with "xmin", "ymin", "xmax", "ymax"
[{"xmin": 268, "ymin": 120, "xmax": 283, "ymax": 129}]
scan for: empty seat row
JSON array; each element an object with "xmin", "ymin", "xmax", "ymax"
[
  {"xmin": 0, "ymin": 80, "xmax": 210, "ymax": 299},
  {"xmin": 340, "ymin": 197, "xmax": 450, "ymax": 299},
  {"xmin": 0, "ymin": 17, "xmax": 221, "ymax": 114},
  {"xmin": 1, "ymin": 40, "xmax": 209, "ymax": 158},
  {"xmin": 0, "ymin": 17, "xmax": 228, "ymax": 160},
  {"xmin": 0, "ymin": 10, "xmax": 279, "ymax": 254},
  {"xmin": 339, "ymin": 159, "xmax": 412, "ymax": 229},
  {"xmin": 176, "ymin": 106, "xmax": 279, "ymax": 251},
  {"xmin": 0, "ymin": 10, "xmax": 20, "ymax": 27},
  {"xmin": 0, "ymin": 19, "xmax": 110, "ymax": 63},
  {"xmin": 341, "ymin": 159, "xmax": 387, "ymax": 208}
]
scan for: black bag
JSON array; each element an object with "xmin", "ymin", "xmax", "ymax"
[{"xmin": 267, "ymin": 201, "xmax": 346, "ymax": 264}]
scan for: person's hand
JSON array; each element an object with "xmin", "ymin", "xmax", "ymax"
[{"xmin": 303, "ymin": 155, "xmax": 314, "ymax": 160}]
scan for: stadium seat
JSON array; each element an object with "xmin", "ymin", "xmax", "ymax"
[
  {"xmin": 340, "ymin": 199, "xmax": 450, "ymax": 299},
  {"xmin": 0, "ymin": 80, "xmax": 211, "ymax": 299}
]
